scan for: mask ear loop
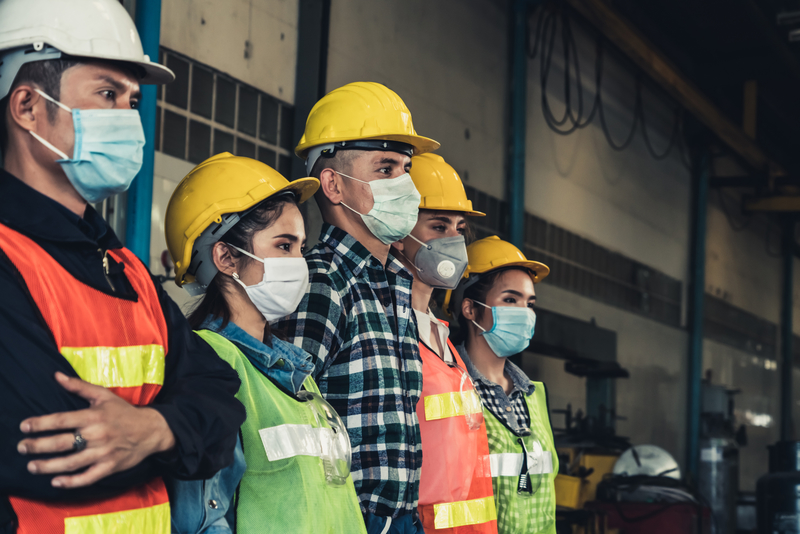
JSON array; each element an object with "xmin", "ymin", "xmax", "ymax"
[
  {"xmin": 404, "ymin": 234, "xmax": 433, "ymax": 274},
  {"xmin": 469, "ymin": 300, "xmax": 492, "ymax": 333},
  {"xmin": 28, "ymin": 89, "xmax": 73, "ymax": 160},
  {"xmin": 226, "ymin": 243, "xmax": 266, "ymax": 264},
  {"xmin": 226, "ymin": 244, "xmax": 266, "ymax": 290},
  {"xmin": 335, "ymin": 171, "xmax": 370, "ymax": 217},
  {"xmin": 394, "ymin": 234, "xmax": 430, "ymax": 275},
  {"xmin": 231, "ymin": 272, "xmax": 248, "ymax": 290}
]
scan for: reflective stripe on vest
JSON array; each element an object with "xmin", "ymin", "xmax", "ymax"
[
  {"xmin": 489, "ymin": 451, "xmax": 554, "ymax": 477},
  {"xmin": 64, "ymin": 501, "xmax": 170, "ymax": 534},
  {"xmin": 0, "ymin": 224, "xmax": 170, "ymax": 534},
  {"xmin": 258, "ymin": 424, "xmax": 337, "ymax": 461},
  {"xmin": 424, "ymin": 389, "xmax": 482, "ymax": 421},
  {"xmin": 433, "ymin": 496, "xmax": 497, "ymax": 530},
  {"xmin": 61, "ymin": 344, "xmax": 166, "ymax": 388}
]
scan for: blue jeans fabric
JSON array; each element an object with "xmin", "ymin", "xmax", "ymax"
[
  {"xmin": 364, "ymin": 512, "xmax": 425, "ymax": 534},
  {"xmin": 166, "ymin": 436, "xmax": 246, "ymax": 534}
]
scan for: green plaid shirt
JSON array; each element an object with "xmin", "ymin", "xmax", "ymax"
[{"xmin": 274, "ymin": 224, "xmax": 423, "ymax": 519}]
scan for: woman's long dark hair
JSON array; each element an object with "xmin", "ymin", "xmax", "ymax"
[{"xmin": 187, "ymin": 194, "xmax": 299, "ymax": 344}]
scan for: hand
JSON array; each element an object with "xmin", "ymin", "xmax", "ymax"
[{"xmin": 17, "ymin": 372, "xmax": 176, "ymax": 488}]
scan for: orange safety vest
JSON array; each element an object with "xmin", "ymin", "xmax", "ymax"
[
  {"xmin": 0, "ymin": 223, "xmax": 171, "ymax": 534},
  {"xmin": 417, "ymin": 320, "xmax": 498, "ymax": 534}
]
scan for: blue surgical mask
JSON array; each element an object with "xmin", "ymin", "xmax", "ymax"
[
  {"xmin": 471, "ymin": 301, "xmax": 536, "ymax": 357},
  {"xmin": 29, "ymin": 89, "xmax": 145, "ymax": 204},
  {"xmin": 337, "ymin": 171, "xmax": 421, "ymax": 245}
]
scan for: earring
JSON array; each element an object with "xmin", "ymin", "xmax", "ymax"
[{"xmin": 231, "ymin": 271, "xmax": 247, "ymax": 290}]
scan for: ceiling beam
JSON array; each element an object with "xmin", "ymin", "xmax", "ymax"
[
  {"xmin": 744, "ymin": 195, "xmax": 800, "ymax": 212},
  {"xmin": 710, "ymin": 175, "xmax": 800, "ymax": 188},
  {"xmin": 564, "ymin": 0, "xmax": 784, "ymax": 176}
]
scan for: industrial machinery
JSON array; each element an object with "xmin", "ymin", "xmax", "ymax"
[
  {"xmin": 698, "ymin": 376, "xmax": 745, "ymax": 534},
  {"xmin": 757, "ymin": 441, "xmax": 800, "ymax": 533}
]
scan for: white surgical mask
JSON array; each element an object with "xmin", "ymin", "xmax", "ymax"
[
  {"xmin": 227, "ymin": 244, "xmax": 309, "ymax": 322},
  {"xmin": 337, "ymin": 171, "xmax": 421, "ymax": 245}
]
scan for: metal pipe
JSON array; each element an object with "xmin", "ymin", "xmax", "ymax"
[
  {"xmin": 781, "ymin": 215, "xmax": 795, "ymax": 441},
  {"xmin": 686, "ymin": 149, "xmax": 709, "ymax": 481},
  {"xmin": 508, "ymin": 0, "xmax": 532, "ymax": 248},
  {"xmin": 126, "ymin": 0, "xmax": 162, "ymax": 266}
]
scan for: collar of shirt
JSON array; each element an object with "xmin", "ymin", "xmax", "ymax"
[
  {"xmin": 200, "ymin": 315, "xmax": 314, "ymax": 394},
  {"xmin": 455, "ymin": 343, "xmax": 535, "ymax": 396},
  {"xmin": 318, "ymin": 223, "xmax": 414, "ymax": 281},
  {"xmin": 413, "ymin": 308, "xmax": 453, "ymax": 363},
  {"xmin": 0, "ymin": 169, "xmax": 120, "ymax": 249},
  {"xmin": 319, "ymin": 223, "xmax": 372, "ymax": 276}
]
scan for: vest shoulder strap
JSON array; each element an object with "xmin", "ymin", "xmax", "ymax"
[{"xmin": 195, "ymin": 329, "xmax": 242, "ymax": 367}]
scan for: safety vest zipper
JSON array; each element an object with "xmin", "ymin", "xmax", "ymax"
[{"xmin": 101, "ymin": 249, "xmax": 115, "ymax": 292}]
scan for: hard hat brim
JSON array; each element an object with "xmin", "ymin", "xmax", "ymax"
[
  {"xmin": 281, "ymin": 177, "xmax": 320, "ymax": 204},
  {"xmin": 296, "ymin": 133, "xmax": 440, "ymax": 159},
  {"xmin": 81, "ymin": 53, "xmax": 175, "ymax": 84},
  {"xmin": 469, "ymin": 260, "xmax": 550, "ymax": 284},
  {"xmin": 132, "ymin": 59, "xmax": 176, "ymax": 85},
  {"xmin": 418, "ymin": 205, "xmax": 486, "ymax": 217}
]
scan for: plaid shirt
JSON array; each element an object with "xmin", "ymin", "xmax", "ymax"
[
  {"xmin": 455, "ymin": 344, "xmax": 534, "ymax": 434},
  {"xmin": 274, "ymin": 224, "xmax": 423, "ymax": 518}
]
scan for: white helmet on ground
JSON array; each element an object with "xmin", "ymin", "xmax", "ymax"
[{"xmin": 0, "ymin": 0, "xmax": 174, "ymax": 100}]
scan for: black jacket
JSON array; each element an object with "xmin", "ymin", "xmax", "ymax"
[{"xmin": 0, "ymin": 170, "xmax": 245, "ymax": 525}]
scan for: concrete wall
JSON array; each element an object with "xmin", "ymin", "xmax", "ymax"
[
  {"xmin": 326, "ymin": 0, "xmax": 508, "ymax": 199},
  {"xmin": 160, "ymin": 0, "xmax": 299, "ymax": 103}
]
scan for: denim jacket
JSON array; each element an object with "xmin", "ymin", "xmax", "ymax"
[{"xmin": 167, "ymin": 316, "xmax": 315, "ymax": 533}]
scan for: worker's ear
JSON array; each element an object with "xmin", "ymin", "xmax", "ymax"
[
  {"xmin": 318, "ymin": 168, "xmax": 344, "ymax": 205},
  {"xmin": 6, "ymin": 84, "xmax": 42, "ymax": 134},
  {"xmin": 461, "ymin": 298, "xmax": 476, "ymax": 321},
  {"xmin": 212, "ymin": 242, "xmax": 238, "ymax": 276},
  {"xmin": 390, "ymin": 238, "xmax": 405, "ymax": 253}
]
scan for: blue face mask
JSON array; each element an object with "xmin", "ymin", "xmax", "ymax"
[
  {"xmin": 29, "ymin": 89, "xmax": 145, "ymax": 204},
  {"xmin": 471, "ymin": 301, "xmax": 537, "ymax": 357}
]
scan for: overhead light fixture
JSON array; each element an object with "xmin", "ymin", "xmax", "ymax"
[{"xmin": 777, "ymin": 10, "xmax": 800, "ymax": 25}]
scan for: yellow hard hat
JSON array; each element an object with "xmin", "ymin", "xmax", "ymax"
[
  {"xmin": 295, "ymin": 81, "xmax": 440, "ymax": 173},
  {"xmin": 409, "ymin": 154, "xmax": 485, "ymax": 216},
  {"xmin": 443, "ymin": 235, "xmax": 550, "ymax": 318},
  {"xmin": 165, "ymin": 152, "xmax": 319, "ymax": 294}
]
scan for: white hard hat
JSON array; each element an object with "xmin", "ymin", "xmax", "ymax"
[{"xmin": 0, "ymin": 0, "xmax": 174, "ymax": 100}]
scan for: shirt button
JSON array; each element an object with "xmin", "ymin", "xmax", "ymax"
[
  {"xmin": 276, "ymin": 358, "xmax": 285, "ymax": 367},
  {"xmin": 505, "ymin": 406, "xmax": 512, "ymax": 412},
  {"xmin": 208, "ymin": 499, "xmax": 218, "ymax": 509}
]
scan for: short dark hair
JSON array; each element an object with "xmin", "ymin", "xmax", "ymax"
[
  {"xmin": 186, "ymin": 193, "xmax": 299, "ymax": 344},
  {"xmin": 310, "ymin": 149, "xmax": 361, "ymax": 180},
  {"xmin": 0, "ymin": 57, "xmax": 81, "ymax": 157}
]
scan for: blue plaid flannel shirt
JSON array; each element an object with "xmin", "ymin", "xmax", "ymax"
[{"xmin": 274, "ymin": 223, "xmax": 423, "ymax": 519}]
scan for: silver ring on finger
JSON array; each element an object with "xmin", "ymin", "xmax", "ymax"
[{"xmin": 72, "ymin": 431, "xmax": 87, "ymax": 452}]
